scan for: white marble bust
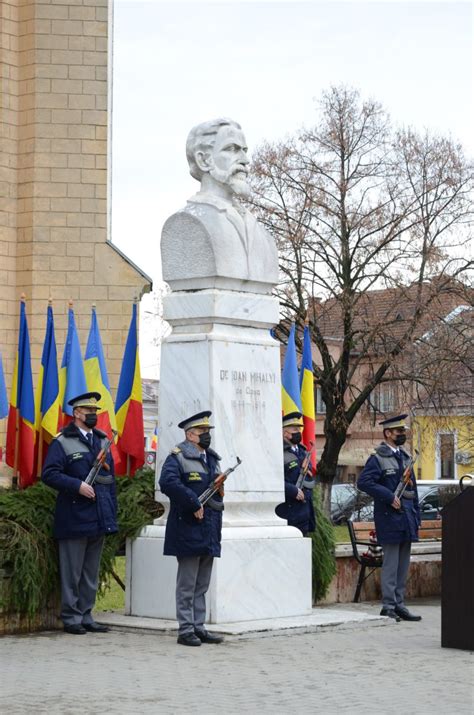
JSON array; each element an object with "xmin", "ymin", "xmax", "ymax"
[{"xmin": 161, "ymin": 118, "xmax": 279, "ymax": 294}]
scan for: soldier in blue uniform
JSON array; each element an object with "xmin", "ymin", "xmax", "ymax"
[
  {"xmin": 358, "ymin": 414, "xmax": 422, "ymax": 622},
  {"xmin": 275, "ymin": 412, "xmax": 316, "ymax": 536},
  {"xmin": 42, "ymin": 392, "xmax": 117, "ymax": 635},
  {"xmin": 159, "ymin": 410, "xmax": 224, "ymax": 647}
]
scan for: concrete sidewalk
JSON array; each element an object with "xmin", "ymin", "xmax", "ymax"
[{"xmin": 0, "ymin": 600, "xmax": 472, "ymax": 715}]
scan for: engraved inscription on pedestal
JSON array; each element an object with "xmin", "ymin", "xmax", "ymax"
[{"xmin": 220, "ymin": 368, "xmax": 276, "ymax": 418}]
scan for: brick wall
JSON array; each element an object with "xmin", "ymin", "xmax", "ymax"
[{"xmin": 0, "ymin": 0, "xmax": 151, "ymax": 452}]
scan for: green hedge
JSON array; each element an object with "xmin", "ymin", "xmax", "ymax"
[
  {"xmin": 311, "ymin": 485, "xmax": 337, "ymax": 602},
  {"xmin": 0, "ymin": 468, "xmax": 161, "ymax": 617}
]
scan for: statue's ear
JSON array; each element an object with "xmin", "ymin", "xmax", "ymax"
[{"xmin": 195, "ymin": 150, "xmax": 212, "ymax": 173}]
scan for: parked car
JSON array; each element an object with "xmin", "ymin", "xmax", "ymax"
[
  {"xmin": 330, "ymin": 483, "xmax": 372, "ymax": 525},
  {"xmin": 347, "ymin": 479, "xmax": 460, "ymax": 522}
]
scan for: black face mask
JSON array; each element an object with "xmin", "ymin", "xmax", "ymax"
[
  {"xmin": 290, "ymin": 432, "xmax": 302, "ymax": 445},
  {"xmin": 393, "ymin": 434, "xmax": 406, "ymax": 447},
  {"xmin": 198, "ymin": 432, "xmax": 211, "ymax": 449},
  {"xmin": 81, "ymin": 412, "xmax": 98, "ymax": 429}
]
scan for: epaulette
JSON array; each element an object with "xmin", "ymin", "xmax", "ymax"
[{"xmin": 171, "ymin": 447, "xmax": 181, "ymax": 455}]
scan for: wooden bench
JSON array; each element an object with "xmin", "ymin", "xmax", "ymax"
[{"xmin": 348, "ymin": 519, "xmax": 442, "ymax": 603}]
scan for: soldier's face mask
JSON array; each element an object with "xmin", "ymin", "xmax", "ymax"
[
  {"xmin": 290, "ymin": 432, "xmax": 302, "ymax": 445},
  {"xmin": 198, "ymin": 432, "xmax": 212, "ymax": 450},
  {"xmin": 77, "ymin": 410, "xmax": 98, "ymax": 429},
  {"xmin": 393, "ymin": 434, "xmax": 407, "ymax": 446}
]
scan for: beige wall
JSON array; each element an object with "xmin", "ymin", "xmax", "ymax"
[{"xmin": 0, "ymin": 0, "xmax": 151, "ymax": 449}]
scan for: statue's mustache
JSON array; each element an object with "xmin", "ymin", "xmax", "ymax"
[{"xmin": 232, "ymin": 166, "xmax": 248, "ymax": 177}]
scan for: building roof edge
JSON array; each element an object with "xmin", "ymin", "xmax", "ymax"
[{"xmin": 106, "ymin": 240, "xmax": 153, "ymax": 289}]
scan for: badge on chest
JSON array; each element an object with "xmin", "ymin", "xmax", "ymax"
[{"xmin": 188, "ymin": 472, "xmax": 202, "ymax": 482}]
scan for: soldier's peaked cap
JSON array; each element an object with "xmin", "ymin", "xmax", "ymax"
[
  {"xmin": 68, "ymin": 391, "xmax": 101, "ymax": 409},
  {"xmin": 282, "ymin": 411, "xmax": 304, "ymax": 428},
  {"xmin": 379, "ymin": 413, "xmax": 408, "ymax": 429},
  {"xmin": 178, "ymin": 411, "xmax": 214, "ymax": 431}
]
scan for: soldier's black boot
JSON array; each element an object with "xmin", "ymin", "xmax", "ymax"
[
  {"xmin": 394, "ymin": 606, "xmax": 422, "ymax": 621},
  {"xmin": 380, "ymin": 608, "xmax": 401, "ymax": 622},
  {"xmin": 177, "ymin": 633, "xmax": 202, "ymax": 646}
]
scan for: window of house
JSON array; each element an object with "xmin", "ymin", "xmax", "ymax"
[
  {"xmin": 438, "ymin": 432, "xmax": 456, "ymax": 480},
  {"xmin": 372, "ymin": 383, "xmax": 396, "ymax": 414},
  {"xmin": 315, "ymin": 386, "xmax": 326, "ymax": 414}
]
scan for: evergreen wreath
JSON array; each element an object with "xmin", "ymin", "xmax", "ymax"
[
  {"xmin": 311, "ymin": 485, "xmax": 337, "ymax": 602},
  {"xmin": 0, "ymin": 468, "xmax": 161, "ymax": 617}
]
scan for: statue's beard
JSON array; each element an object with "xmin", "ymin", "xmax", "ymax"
[{"xmin": 209, "ymin": 166, "xmax": 250, "ymax": 198}]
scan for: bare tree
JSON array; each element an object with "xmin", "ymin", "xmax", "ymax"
[{"xmin": 249, "ymin": 86, "xmax": 474, "ymax": 514}]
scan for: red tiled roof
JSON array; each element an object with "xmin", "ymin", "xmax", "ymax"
[{"xmin": 309, "ymin": 277, "xmax": 473, "ymax": 353}]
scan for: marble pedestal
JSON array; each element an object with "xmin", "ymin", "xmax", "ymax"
[{"xmin": 126, "ymin": 289, "xmax": 313, "ymax": 622}]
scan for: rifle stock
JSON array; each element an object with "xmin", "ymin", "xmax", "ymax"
[
  {"xmin": 295, "ymin": 441, "xmax": 317, "ymax": 490},
  {"xmin": 84, "ymin": 434, "xmax": 115, "ymax": 486},
  {"xmin": 199, "ymin": 457, "xmax": 242, "ymax": 507},
  {"xmin": 394, "ymin": 449, "xmax": 419, "ymax": 500}
]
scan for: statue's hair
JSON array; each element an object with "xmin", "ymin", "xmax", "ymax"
[{"xmin": 186, "ymin": 118, "xmax": 242, "ymax": 181}]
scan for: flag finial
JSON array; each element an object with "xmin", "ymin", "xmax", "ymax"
[
  {"xmin": 20, "ymin": 293, "xmax": 26, "ymax": 302},
  {"xmin": 68, "ymin": 298, "xmax": 74, "ymax": 308}
]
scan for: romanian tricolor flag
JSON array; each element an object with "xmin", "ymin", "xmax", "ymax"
[
  {"xmin": 150, "ymin": 425, "xmax": 158, "ymax": 451},
  {"xmin": 0, "ymin": 352, "xmax": 8, "ymax": 421},
  {"xmin": 6, "ymin": 298, "xmax": 36, "ymax": 488},
  {"xmin": 281, "ymin": 323, "xmax": 302, "ymax": 415},
  {"xmin": 59, "ymin": 305, "xmax": 87, "ymax": 425},
  {"xmin": 300, "ymin": 324, "xmax": 316, "ymax": 470},
  {"xmin": 115, "ymin": 303, "xmax": 145, "ymax": 476},
  {"xmin": 84, "ymin": 307, "xmax": 117, "ymax": 438},
  {"xmin": 35, "ymin": 304, "xmax": 61, "ymax": 473}
]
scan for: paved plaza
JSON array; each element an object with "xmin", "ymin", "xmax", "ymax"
[{"xmin": 1, "ymin": 600, "xmax": 472, "ymax": 715}]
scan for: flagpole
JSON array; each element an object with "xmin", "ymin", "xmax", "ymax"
[
  {"xmin": 13, "ymin": 409, "xmax": 20, "ymax": 489},
  {"xmin": 37, "ymin": 426, "xmax": 43, "ymax": 478}
]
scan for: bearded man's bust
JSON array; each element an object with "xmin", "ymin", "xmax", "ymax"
[{"xmin": 161, "ymin": 118, "xmax": 279, "ymax": 295}]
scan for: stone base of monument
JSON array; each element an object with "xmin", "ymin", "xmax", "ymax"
[
  {"xmin": 125, "ymin": 289, "xmax": 316, "ymax": 625},
  {"xmin": 100, "ymin": 602, "xmax": 389, "ymax": 638},
  {"xmin": 126, "ymin": 524, "xmax": 313, "ymax": 621}
]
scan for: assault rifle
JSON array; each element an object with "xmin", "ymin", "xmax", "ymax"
[
  {"xmin": 84, "ymin": 433, "xmax": 116, "ymax": 486},
  {"xmin": 394, "ymin": 449, "xmax": 419, "ymax": 500},
  {"xmin": 295, "ymin": 442, "xmax": 317, "ymax": 490},
  {"xmin": 198, "ymin": 457, "xmax": 242, "ymax": 510}
]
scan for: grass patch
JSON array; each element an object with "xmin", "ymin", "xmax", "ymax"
[
  {"xmin": 96, "ymin": 556, "xmax": 126, "ymax": 611},
  {"xmin": 333, "ymin": 524, "xmax": 350, "ymax": 543}
]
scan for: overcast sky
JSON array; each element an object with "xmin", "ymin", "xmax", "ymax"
[{"xmin": 110, "ymin": 0, "xmax": 473, "ymax": 376}]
